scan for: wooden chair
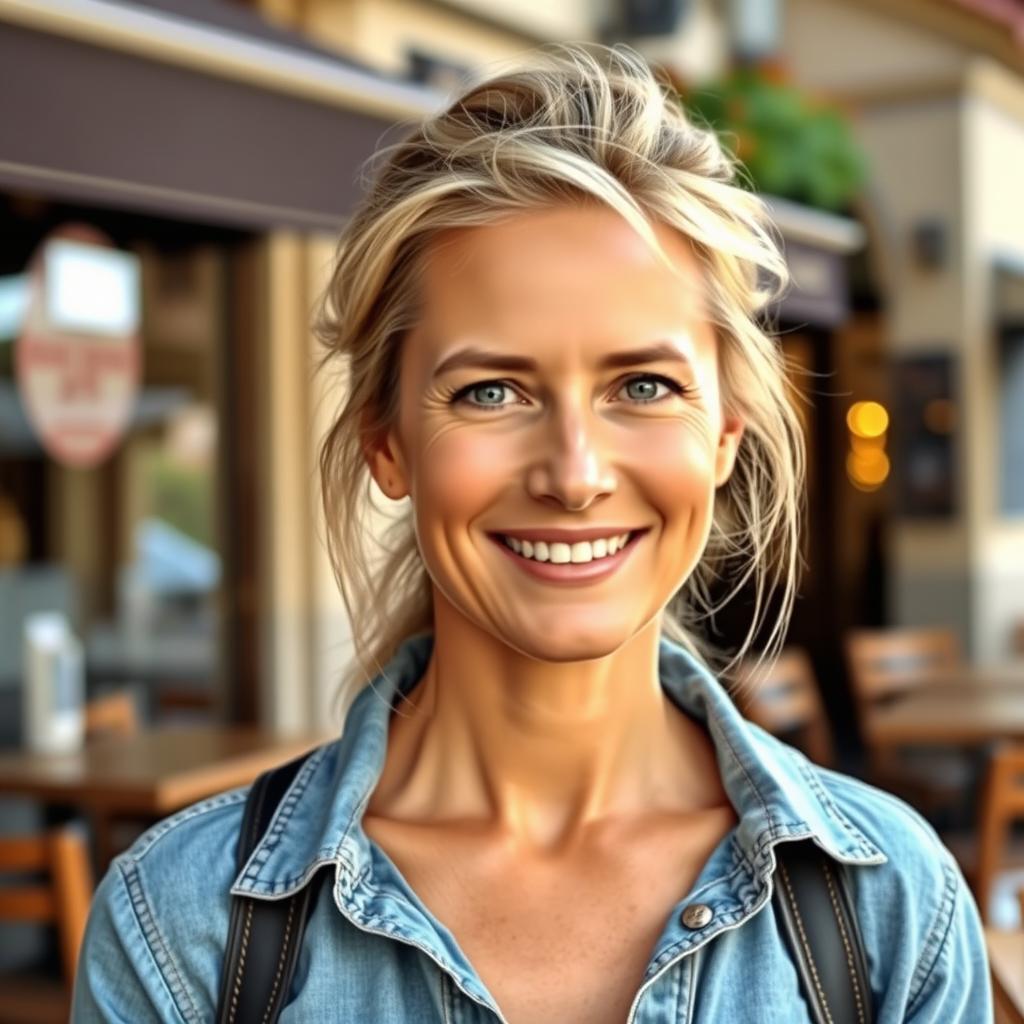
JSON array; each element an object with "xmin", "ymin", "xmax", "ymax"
[
  {"xmin": 844, "ymin": 627, "xmax": 976, "ymax": 820},
  {"xmin": 989, "ymin": 899, "xmax": 1024, "ymax": 1024},
  {"xmin": 734, "ymin": 648, "xmax": 834, "ymax": 767},
  {"xmin": 975, "ymin": 745, "xmax": 1024, "ymax": 926},
  {"xmin": 82, "ymin": 690, "xmax": 143, "ymax": 865},
  {"xmin": 0, "ymin": 692, "xmax": 136, "ymax": 1020},
  {"xmin": 0, "ymin": 826, "xmax": 94, "ymax": 1022},
  {"xmin": 845, "ymin": 626, "xmax": 961, "ymax": 733},
  {"xmin": 84, "ymin": 689, "xmax": 140, "ymax": 739}
]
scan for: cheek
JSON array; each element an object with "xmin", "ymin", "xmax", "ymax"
[
  {"xmin": 627, "ymin": 420, "xmax": 720, "ymax": 517},
  {"xmin": 410, "ymin": 426, "xmax": 513, "ymax": 537}
]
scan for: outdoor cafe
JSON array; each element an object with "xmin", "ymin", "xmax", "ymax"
[{"xmin": 2, "ymin": 0, "xmax": 1024, "ymax": 1020}]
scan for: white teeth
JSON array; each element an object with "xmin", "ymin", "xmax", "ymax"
[
  {"xmin": 500, "ymin": 532, "xmax": 635, "ymax": 565},
  {"xmin": 549, "ymin": 542, "xmax": 571, "ymax": 564}
]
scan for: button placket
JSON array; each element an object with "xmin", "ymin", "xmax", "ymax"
[{"xmin": 680, "ymin": 903, "xmax": 714, "ymax": 930}]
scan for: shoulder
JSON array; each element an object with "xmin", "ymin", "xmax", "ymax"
[
  {"xmin": 76, "ymin": 742, "xmax": 351, "ymax": 1021},
  {"xmin": 75, "ymin": 787, "xmax": 249, "ymax": 1022},
  {"xmin": 812, "ymin": 762, "xmax": 954, "ymax": 874},
  {"xmin": 803, "ymin": 761, "xmax": 991, "ymax": 1020}
]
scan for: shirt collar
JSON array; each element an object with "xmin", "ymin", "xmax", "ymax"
[{"xmin": 234, "ymin": 631, "xmax": 885, "ymax": 898}]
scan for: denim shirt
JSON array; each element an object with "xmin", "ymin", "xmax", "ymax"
[{"xmin": 73, "ymin": 633, "xmax": 992, "ymax": 1022}]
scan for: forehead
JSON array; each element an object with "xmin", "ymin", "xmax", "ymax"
[{"xmin": 409, "ymin": 204, "xmax": 715, "ymax": 363}]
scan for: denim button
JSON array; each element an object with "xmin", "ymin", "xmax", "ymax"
[{"xmin": 680, "ymin": 903, "xmax": 713, "ymax": 929}]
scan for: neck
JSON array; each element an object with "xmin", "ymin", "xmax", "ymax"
[{"xmin": 368, "ymin": 592, "xmax": 728, "ymax": 853}]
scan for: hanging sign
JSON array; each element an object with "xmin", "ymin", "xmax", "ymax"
[{"xmin": 15, "ymin": 224, "xmax": 141, "ymax": 468}]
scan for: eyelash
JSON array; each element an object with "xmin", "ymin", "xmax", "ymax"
[{"xmin": 446, "ymin": 373, "xmax": 692, "ymax": 411}]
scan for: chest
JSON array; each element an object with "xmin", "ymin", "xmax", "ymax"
[
  {"xmin": 428, "ymin": 876, "xmax": 675, "ymax": 1024},
  {"xmin": 363, "ymin": 808, "xmax": 737, "ymax": 1024}
]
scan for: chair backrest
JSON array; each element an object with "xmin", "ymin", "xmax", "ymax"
[
  {"xmin": 0, "ymin": 826, "xmax": 94, "ymax": 987},
  {"xmin": 844, "ymin": 627, "xmax": 960, "ymax": 733},
  {"xmin": 976, "ymin": 744, "xmax": 1024, "ymax": 926},
  {"xmin": 85, "ymin": 689, "xmax": 140, "ymax": 740},
  {"xmin": 734, "ymin": 648, "xmax": 834, "ymax": 767}
]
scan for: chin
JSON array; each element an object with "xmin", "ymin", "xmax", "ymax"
[{"xmin": 494, "ymin": 619, "xmax": 637, "ymax": 665}]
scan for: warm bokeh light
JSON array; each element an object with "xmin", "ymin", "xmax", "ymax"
[
  {"xmin": 846, "ymin": 448, "xmax": 891, "ymax": 491},
  {"xmin": 849, "ymin": 433, "xmax": 885, "ymax": 454},
  {"xmin": 846, "ymin": 400, "xmax": 889, "ymax": 439}
]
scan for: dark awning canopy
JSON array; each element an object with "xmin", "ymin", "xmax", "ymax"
[
  {"xmin": 0, "ymin": 3, "xmax": 863, "ymax": 326},
  {"xmin": 0, "ymin": 0, "xmax": 439, "ymax": 232},
  {"xmin": 764, "ymin": 197, "xmax": 866, "ymax": 329}
]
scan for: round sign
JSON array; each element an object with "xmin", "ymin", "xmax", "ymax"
[{"xmin": 15, "ymin": 223, "xmax": 141, "ymax": 469}]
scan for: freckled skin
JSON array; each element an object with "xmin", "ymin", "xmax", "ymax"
[{"xmin": 361, "ymin": 205, "xmax": 743, "ymax": 1023}]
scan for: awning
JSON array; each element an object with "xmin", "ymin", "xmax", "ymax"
[
  {"xmin": 765, "ymin": 197, "xmax": 867, "ymax": 329},
  {"xmin": 0, "ymin": 2, "xmax": 865, "ymax": 322},
  {"xmin": 0, "ymin": 0, "xmax": 440, "ymax": 231}
]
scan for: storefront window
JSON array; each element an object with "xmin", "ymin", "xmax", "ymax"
[{"xmin": 0, "ymin": 194, "xmax": 248, "ymax": 737}]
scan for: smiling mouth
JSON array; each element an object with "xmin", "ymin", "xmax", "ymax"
[{"xmin": 488, "ymin": 529, "xmax": 647, "ymax": 566}]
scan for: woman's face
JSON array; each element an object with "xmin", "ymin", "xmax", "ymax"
[{"xmin": 366, "ymin": 203, "xmax": 742, "ymax": 663}]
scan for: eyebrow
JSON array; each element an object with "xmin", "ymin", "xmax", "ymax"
[{"xmin": 430, "ymin": 341, "xmax": 692, "ymax": 379}]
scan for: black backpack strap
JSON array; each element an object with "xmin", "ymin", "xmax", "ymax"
[
  {"xmin": 215, "ymin": 750, "xmax": 326, "ymax": 1024},
  {"xmin": 772, "ymin": 840, "xmax": 874, "ymax": 1024}
]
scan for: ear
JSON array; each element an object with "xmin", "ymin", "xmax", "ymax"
[
  {"xmin": 714, "ymin": 412, "xmax": 744, "ymax": 487},
  {"xmin": 360, "ymin": 410, "xmax": 410, "ymax": 500}
]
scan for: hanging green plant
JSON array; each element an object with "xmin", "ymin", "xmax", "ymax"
[{"xmin": 682, "ymin": 67, "xmax": 868, "ymax": 213}]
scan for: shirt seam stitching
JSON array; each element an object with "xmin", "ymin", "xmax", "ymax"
[
  {"xmin": 242, "ymin": 744, "xmax": 328, "ymax": 883},
  {"xmin": 685, "ymin": 946, "xmax": 699, "ymax": 1024},
  {"xmin": 905, "ymin": 860, "xmax": 959, "ymax": 1014},
  {"xmin": 130, "ymin": 790, "xmax": 249, "ymax": 863},
  {"xmin": 705, "ymin": 710, "xmax": 777, "ymax": 836},
  {"xmin": 794, "ymin": 758, "xmax": 883, "ymax": 857},
  {"xmin": 119, "ymin": 858, "xmax": 202, "ymax": 1024},
  {"xmin": 647, "ymin": 859, "xmax": 753, "ymax": 970},
  {"xmin": 342, "ymin": 870, "xmax": 480, "ymax": 997}
]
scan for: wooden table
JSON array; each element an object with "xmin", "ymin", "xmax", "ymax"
[
  {"xmin": 0, "ymin": 726, "xmax": 330, "ymax": 864},
  {"xmin": 987, "ymin": 928, "xmax": 1024, "ymax": 1023},
  {"xmin": 868, "ymin": 664, "xmax": 1024, "ymax": 747}
]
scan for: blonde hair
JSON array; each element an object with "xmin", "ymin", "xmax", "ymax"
[{"xmin": 315, "ymin": 42, "xmax": 804, "ymax": 706}]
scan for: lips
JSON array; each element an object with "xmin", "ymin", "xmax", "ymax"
[
  {"xmin": 489, "ymin": 526, "xmax": 645, "ymax": 543},
  {"xmin": 488, "ymin": 528, "xmax": 647, "ymax": 584}
]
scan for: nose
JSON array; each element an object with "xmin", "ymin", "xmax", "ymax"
[{"xmin": 525, "ymin": 398, "xmax": 617, "ymax": 512}]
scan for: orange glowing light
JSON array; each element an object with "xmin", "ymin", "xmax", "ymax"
[
  {"xmin": 846, "ymin": 448, "xmax": 890, "ymax": 491},
  {"xmin": 846, "ymin": 401, "xmax": 889, "ymax": 439}
]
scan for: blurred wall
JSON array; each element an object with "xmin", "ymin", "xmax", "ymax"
[
  {"xmin": 783, "ymin": 0, "xmax": 1024, "ymax": 659},
  {"xmin": 965, "ymin": 63, "xmax": 1024, "ymax": 659}
]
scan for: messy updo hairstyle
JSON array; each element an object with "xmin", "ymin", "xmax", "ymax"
[{"xmin": 315, "ymin": 42, "xmax": 804, "ymax": 707}]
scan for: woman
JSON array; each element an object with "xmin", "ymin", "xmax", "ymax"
[{"xmin": 74, "ymin": 44, "xmax": 990, "ymax": 1022}]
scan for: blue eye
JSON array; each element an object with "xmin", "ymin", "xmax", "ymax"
[
  {"xmin": 449, "ymin": 381, "xmax": 517, "ymax": 410},
  {"xmin": 449, "ymin": 373, "xmax": 688, "ymax": 411},
  {"xmin": 624, "ymin": 378, "xmax": 662, "ymax": 402},
  {"xmin": 620, "ymin": 374, "xmax": 686, "ymax": 404}
]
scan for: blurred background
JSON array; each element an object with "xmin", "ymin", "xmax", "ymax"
[{"xmin": 1, "ymin": 0, "xmax": 1023, "ymax": 1018}]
